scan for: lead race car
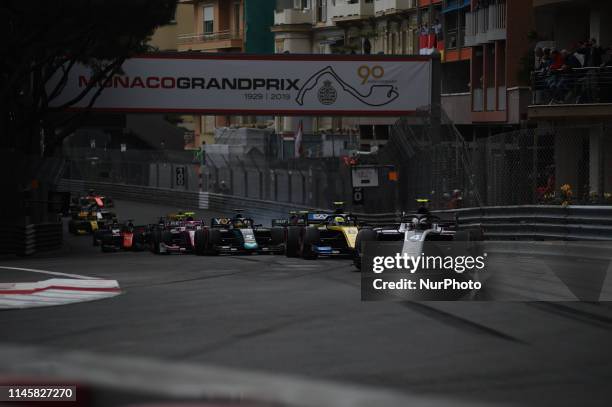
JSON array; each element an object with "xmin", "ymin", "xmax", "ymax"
[
  {"xmin": 353, "ymin": 201, "xmax": 483, "ymax": 270},
  {"xmin": 194, "ymin": 211, "xmax": 285, "ymax": 255},
  {"xmin": 284, "ymin": 203, "xmax": 361, "ymax": 260}
]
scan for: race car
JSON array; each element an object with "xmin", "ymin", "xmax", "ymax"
[
  {"xmin": 96, "ymin": 221, "xmax": 150, "ymax": 252},
  {"xmin": 193, "ymin": 212, "xmax": 285, "ymax": 255},
  {"xmin": 69, "ymin": 191, "xmax": 113, "ymax": 215},
  {"xmin": 150, "ymin": 219, "xmax": 204, "ymax": 255},
  {"xmin": 284, "ymin": 210, "xmax": 360, "ymax": 260},
  {"xmin": 166, "ymin": 211, "xmax": 197, "ymax": 222},
  {"xmin": 352, "ymin": 204, "xmax": 483, "ymax": 270},
  {"xmin": 68, "ymin": 207, "xmax": 116, "ymax": 235}
]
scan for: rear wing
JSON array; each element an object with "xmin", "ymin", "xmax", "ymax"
[
  {"xmin": 211, "ymin": 218, "xmax": 232, "ymax": 228},
  {"xmin": 272, "ymin": 219, "xmax": 289, "ymax": 227},
  {"xmin": 307, "ymin": 213, "xmax": 330, "ymax": 225}
]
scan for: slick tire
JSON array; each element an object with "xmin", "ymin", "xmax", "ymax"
[
  {"xmin": 270, "ymin": 227, "xmax": 285, "ymax": 246},
  {"xmin": 151, "ymin": 231, "xmax": 162, "ymax": 254},
  {"xmin": 194, "ymin": 229, "xmax": 207, "ymax": 256},
  {"xmin": 301, "ymin": 227, "xmax": 320, "ymax": 260},
  {"xmin": 207, "ymin": 229, "xmax": 221, "ymax": 255},
  {"xmin": 285, "ymin": 226, "xmax": 301, "ymax": 258},
  {"xmin": 133, "ymin": 233, "xmax": 145, "ymax": 252},
  {"xmin": 354, "ymin": 228, "xmax": 377, "ymax": 271},
  {"xmin": 68, "ymin": 221, "xmax": 76, "ymax": 235},
  {"xmin": 100, "ymin": 235, "xmax": 114, "ymax": 253}
]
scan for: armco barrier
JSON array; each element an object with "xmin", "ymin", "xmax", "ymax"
[
  {"xmin": 0, "ymin": 223, "xmax": 62, "ymax": 256},
  {"xmin": 58, "ymin": 179, "xmax": 612, "ymax": 240},
  {"xmin": 453, "ymin": 205, "xmax": 612, "ymax": 240}
]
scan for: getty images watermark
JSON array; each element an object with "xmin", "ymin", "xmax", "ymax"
[
  {"xmin": 371, "ymin": 252, "xmax": 487, "ymax": 291},
  {"xmin": 361, "ymin": 242, "xmax": 487, "ymax": 301}
]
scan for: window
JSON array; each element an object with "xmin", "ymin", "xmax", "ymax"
[
  {"xmin": 202, "ymin": 5, "xmax": 214, "ymax": 34},
  {"xmin": 233, "ymin": 2, "xmax": 240, "ymax": 34},
  {"xmin": 317, "ymin": 0, "xmax": 327, "ymax": 22},
  {"xmin": 294, "ymin": 0, "xmax": 310, "ymax": 9}
]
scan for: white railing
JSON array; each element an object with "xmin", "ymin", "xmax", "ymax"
[
  {"xmin": 374, "ymin": 0, "xmax": 415, "ymax": 15},
  {"xmin": 331, "ymin": 0, "xmax": 375, "ymax": 20},
  {"xmin": 465, "ymin": 1, "xmax": 506, "ymax": 46},
  {"xmin": 178, "ymin": 30, "xmax": 243, "ymax": 45},
  {"xmin": 274, "ymin": 8, "xmax": 314, "ymax": 25}
]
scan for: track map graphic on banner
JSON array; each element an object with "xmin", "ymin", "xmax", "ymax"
[{"xmin": 48, "ymin": 54, "xmax": 433, "ymax": 116}]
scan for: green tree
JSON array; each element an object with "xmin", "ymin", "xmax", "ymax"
[{"xmin": 0, "ymin": 0, "xmax": 176, "ymax": 156}]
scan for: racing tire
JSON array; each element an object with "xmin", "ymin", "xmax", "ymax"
[
  {"xmin": 207, "ymin": 229, "xmax": 221, "ymax": 255},
  {"xmin": 354, "ymin": 228, "xmax": 378, "ymax": 271},
  {"xmin": 68, "ymin": 221, "xmax": 76, "ymax": 235},
  {"xmin": 301, "ymin": 227, "xmax": 320, "ymax": 260},
  {"xmin": 270, "ymin": 227, "xmax": 285, "ymax": 246},
  {"xmin": 132, "ymin": 233, "xmax": 145, "ymax": 252},
  {"xmin": 285, "ymin": 226, "xmax": 301, "ymax": 258},
  {"xmin": 194, "ymin": 229, "xmax": 207, "ymax": 256},
  {"xmin": 100, "ymin": 235, "xmax": 114, "ymax": 253},
  {"xmin": 151, "ymin": 231, "xmax": 162, "ymax": 254}
]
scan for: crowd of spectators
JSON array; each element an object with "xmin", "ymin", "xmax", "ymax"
[{"xmin": 533, "ymin": 39, "xmax": 612, "ymax": 104}]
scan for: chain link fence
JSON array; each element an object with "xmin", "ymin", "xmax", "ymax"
[{"xmin": 62, "ymin": 120, "xmax": 612, "ymax": 213}]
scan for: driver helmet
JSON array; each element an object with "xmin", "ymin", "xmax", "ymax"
[{"xmin": 334, "ymin": 216, "xmax": 346, "ymax": 225}]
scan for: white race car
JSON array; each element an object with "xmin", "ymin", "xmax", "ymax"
[{"xmin": 353, "ymin": 210, "xmax": 483, "ymax": 270}]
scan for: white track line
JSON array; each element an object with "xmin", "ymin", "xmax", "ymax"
[{"xmin": 0, "ymin": 266, "xmax": 98, "ymax": 280}]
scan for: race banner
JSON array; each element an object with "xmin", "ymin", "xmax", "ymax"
[{"xmin": 48, "ymin": 53, "xmax": 433, "ymax": 116}]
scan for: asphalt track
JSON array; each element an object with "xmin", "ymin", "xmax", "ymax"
[{"xmin": 1, "ymin": 200, "xmax": 612, "ymax": 406}]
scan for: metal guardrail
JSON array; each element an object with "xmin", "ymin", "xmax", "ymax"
[
  {"xmin": 58, "ymin": 179, "xmax": 612, "ymax": 240},
  {"xmin": 454, "ymin": 205, "xmax": 612, "ymax": 240},
  {"xmin": 0, "ymin": 223, "xmax": 62, "ymax": 256},
  {"xmin": 531, "ymin": 66, "xmax": 612, "ymax": 104}
]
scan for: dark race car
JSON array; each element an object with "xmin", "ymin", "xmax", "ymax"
[
  {"xmin": 68, "ymin": 207, "xmax": 116, "ymax": 235},
  {"xmin": 97, "ymin": 221, "xmax": 150, "ymax": 252},
  {"xmin": 150, "ymin": 219, "xmax": 204, "ymax": 255},
  {"xmin": 284, "ymin": 212, "xmax": 360, "ymax": 259},
  {"xmin": 194, "ymin": 213, "xmax": 285, "ymax": 255},
  {"xmin": 69, "ymin": 191, "xmax": 114, "ymax": 215}
]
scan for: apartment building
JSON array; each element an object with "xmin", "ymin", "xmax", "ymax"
[
  {"xmin": 527, "ymin": 0, "xmax": 612, "ymax": 197},
  {"xmin": 177, "ymin": 0, "xmax": 276, "ymax": 147}
]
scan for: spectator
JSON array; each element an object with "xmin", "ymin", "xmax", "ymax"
[
  {"xmin": 588, "ymin": 38, "xmax": 603, "ymax": 67},
  {"xmin": 219, "ymin": 180, "xmax": 229, "ymax": 194},
  {"xmin": 534, "ymin": 47, "xmax": 544, "ymax": 70}
]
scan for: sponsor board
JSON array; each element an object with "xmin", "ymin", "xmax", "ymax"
[{"xmin": 48, "ymin": 54, "xmax": 433, "ymax": 116}]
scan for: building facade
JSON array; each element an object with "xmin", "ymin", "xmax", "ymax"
[{"xmin": 177, "ymin": 0, "xmax": 276, "ymax": 148}]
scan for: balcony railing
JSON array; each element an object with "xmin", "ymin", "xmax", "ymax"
[
  {"xmin": 178, "ymin": 30, "xmax": 243, "ymax": 46},
  {"xmin": 331, "ymin": 0, "xmax": 375, "ymax": 21},
  {"xmin": 274, "ymin": 8, "xmax": 313, "ymax": 25},
  {"xmin": 531, "ymin": 66, "xmax": 612, "ymax": 105},
  {"xmin": 465, "ymin": 0, "xmax": 506, "ymax": 46},
  {"xmin": 374, "ymin": 0, "xmax": 416, "ymax": 15}
]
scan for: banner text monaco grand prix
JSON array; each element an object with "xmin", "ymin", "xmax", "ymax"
[{"xmin": 48, "ymin": 54, "xmax": 433, "ymax": 116}]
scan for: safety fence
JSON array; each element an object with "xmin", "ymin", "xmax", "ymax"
[{"xmin": 0, "ymin": 223, "xmax": 63, "ymax": 256}]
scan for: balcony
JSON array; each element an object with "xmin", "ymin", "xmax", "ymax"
[
  {"xmin": 274, "ymin": 8, "xmax": 313, "ymax": 25},
  {"xmin": 331, "ymin": 0, "xmax": 375, "ymax": 22},
  {"xmin": 529, "ymin": 67, "xmax": 612, "ymax": 120},
  {"xmin": 465, "ymin": 1, "xmax": 506, "ymax": 46},
  {"xmin": 374, "ymin": 0, "xmax": 416, "ymax": 16},
  {"xmin": 177, "ymin": 30, "xmax": 243, "ymax": 52}
]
